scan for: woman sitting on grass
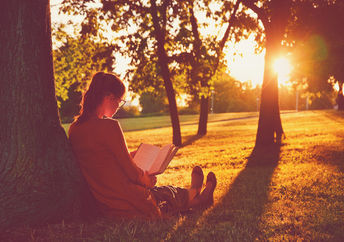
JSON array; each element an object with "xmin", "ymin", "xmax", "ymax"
[{"xmin": 68, "ymin": 72, "xmax": 217, "ymax": 219}]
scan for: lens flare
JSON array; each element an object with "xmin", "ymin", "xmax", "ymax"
[{"xmin": 273, "ymin": 57, "xmax": 293, "ymax": 85}]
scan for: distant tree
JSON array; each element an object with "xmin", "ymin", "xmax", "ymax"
[
  {"xmin": 309, "ymin": 92, "xmax": 335, "ymax": 110},
  {"xmin": 53, "ymin": 24, "xmax": 116, "ymax": 122},
  {"xmin": 172, "ymin": 0, "xmax": 252, "ymax": 135},
  {"xmin": 148, "ymin": 0, "xmax": 261, "ymax": 136},
  {"xmin": 149, "ymin": 0, "xmax": 183, "ymax": 144},
  {"xmin": 114, "ymin": 105, "xmax": 140, "ymax": 118},
  {"xmin": 213, "ymin": 70, "xmax": 259, "ymax": 113},
  {"xmin": 139, "ymin": 92, "xmax": 167, "ymax": 114},
  {"xmin": 61, "ymin": 0, "xmax": 183, "ymax": 145},
  {"xmin": 279, "ymin": 85, "xmax": 299, "ymax": 111},
  {"xmin": 59, "ymin": 0, "xmax": 261, "ymax": 143},
  {"xmin": 58, "ymin": 83, "xmax": 82, "ymax": 123},
  {"xmin": 0, "ymin": 0, "xmax": 81, "ymax": 228}
]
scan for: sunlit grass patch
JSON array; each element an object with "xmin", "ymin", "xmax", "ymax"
[
  {"xmin": 260, "ymin": 161, "xmax": 344, "ymax": 240},
  {"xmin": 3, "ymin": 110, "xmax": 344, "ymax": 241}
]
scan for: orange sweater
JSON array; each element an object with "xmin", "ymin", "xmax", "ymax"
[{"xmin": 68, "ymin": 117, "xmax": 160, "ymax": 218}]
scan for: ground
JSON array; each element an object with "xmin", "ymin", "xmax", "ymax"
[{"xmin": 2, "ymin": 110, "xmax": 344, "ymax": 241}]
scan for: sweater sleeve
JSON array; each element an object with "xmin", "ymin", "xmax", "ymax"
[{"xmin": 102, "ymin": 119, "xmax": 144, "ymax": 184}]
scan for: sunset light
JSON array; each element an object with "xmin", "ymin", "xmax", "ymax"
[
  {"xmin": 3, "ymin": 0, "xmax": 344, "ymax": 239},
  {"xmin": 226, "ymin": 34, "xmax": 265, "ymax": 87},
  {"xmin": 273, "ymin": 57, "xmax": 293, "ymax": 85}
]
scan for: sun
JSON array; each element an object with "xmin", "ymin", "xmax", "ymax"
[{"xmin": 273, "ymin": 57, "xmax": 293, "ymax": 85}]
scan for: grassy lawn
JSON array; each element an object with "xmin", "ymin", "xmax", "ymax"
[
  {"xmin": 3, "ymin": 110, "xmax": 344, "ymax": 241},
  {"xmin": 61, "ymin": 112, "xmax": 260, "ymax": 133}
]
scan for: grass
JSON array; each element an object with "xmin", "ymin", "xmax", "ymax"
[
  {"xmin": 3, "ymin": 110, "xmax": 344, "ymax": 241},
  {"xmin": 61, "ymin": 112, "xmax": 260, "ymax": 133}
]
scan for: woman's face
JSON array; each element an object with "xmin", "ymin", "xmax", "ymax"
[{"xmin": 102, "ymin": 94, "xmax": 125, "ymax": 118}]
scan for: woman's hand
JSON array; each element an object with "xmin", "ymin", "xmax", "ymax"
[
  {"xmin": 141, "ymin": 171, "xmax": 157, "ymax": 188},
  {"xmin": 150, "ymin": 174, "xmax": 157, "ymax": 187}
]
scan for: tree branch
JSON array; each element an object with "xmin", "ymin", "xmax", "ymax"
[
  {"xmin": 242, "ymin": 0, "xmax": 269, "ymax": 28},
  {"xmin": 101, "ymin": 0, "xmax": 149, "ymax": 14},
  {"xmin": 219, "ymin": 0, "xmax": 242, "ymax": 51},
  {"xmin": 189, "ymin": 0, "xmax": 201, "ymax": 64},
  {"xmin": 161, "ymin": 0, "xmax": 172, "ymax": 30},
  {"xmin": 168, "ymin": 52, "xmax": 193, "ymax": 64}
]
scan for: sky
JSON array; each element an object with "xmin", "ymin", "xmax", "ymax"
[
  {"xmin": 225, "ymin": 35, "xmax": 265, "ymax": 86},
  {"xmin": 50, "ymin": 0, "xmax": 268, "ymax": 87}
]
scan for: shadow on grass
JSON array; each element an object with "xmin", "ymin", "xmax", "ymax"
[
  {"xmin": 309, "ymin": 111, "xmax": 344, "ymax": 173},
  {"xmin": 163, "ymin": 144, "xmax": 281, "ymax": 240},
  {"xmin": 181, "ymin": 134, "xmax": 204, "ymax": 148},
  {"xmin": 324, "ymin": 110, "xmax": 344, "ymax": 120},
  {"xmin": 309, "ymin": 143, "xmax": 344, "ymax": 173}
]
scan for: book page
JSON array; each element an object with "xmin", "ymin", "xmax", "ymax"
[
  {"xmin": 153, "ymin": 146, "xmax": 178, "ymax": 175},
  {"xmin": 149, "ymin": 144, "xmax": 176, "ymax": 175},
  {"xmin": 165, "ymin": 147, "xmax": 178, "ymax": 165},
  {"xmin": 133, "ymin": 144, "xmax": 160, "ymax": 172}
]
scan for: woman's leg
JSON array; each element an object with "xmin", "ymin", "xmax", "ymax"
[
  {"xmin": 150, "ymin": 166, "xmax": 204, "ymax": 215},
  {"xmin": 150, "ymin": 167, "xmax": 217, "ymax": 215}
]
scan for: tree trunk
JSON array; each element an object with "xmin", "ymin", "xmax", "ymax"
[
  {"xmin": 150, "ymin": 0, "xmax": 182, "ymax": 146},
  {"xmin": 0, "ymin": 0, "xmax": 81, "ymax": 229},
  {"xmin": 191, "ymin": 1, "xmax": 240, "ymax": 137},
  {"xmin": 189, "ymin": 3, "xmax": 209, "ymax": 137},
  {"xmin": 255, "ymin": 30, "xmax": 284, "ymax": 146},
  {"xmin": 197, "ymin": 97, "xmax": 209, "ymax": 135},
  {"xmin": 254, "ymin": 0, "xmax": 292, "ymax": 147},
  {"xmin": 337, "ymin": 83, "xmax": 344, "ymax": 110}
]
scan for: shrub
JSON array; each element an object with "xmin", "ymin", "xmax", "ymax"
[{"xmin": 114, "ymin": 106, "xmax": 140, "ymax": 118}]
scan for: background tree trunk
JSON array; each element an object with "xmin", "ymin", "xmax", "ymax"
[
  {"xmin": 0, "ymin": 0, "xmax": 81, "ymax": 229},
  {"xmin": 150, "ymin": 0, "xmax": 182, "ymax": 146},
  {"xmin": 192, "ymin": 0, "xmax": 240, "ymax": 136},
  {"xmin": 197, "ymin": 97, "xmax": 209, "ymax": 135}
]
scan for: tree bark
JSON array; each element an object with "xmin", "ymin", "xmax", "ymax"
[
  {"xmin": 192, "ymin": 1, "xmax": 240, "ymax": 136},
  {"xmin": 252, "ymin": 0, "xmax": 291, "ymax": 146},
  {"xmin": 188, "ymin": 3, "xmax": 208, "ymax": 136},
  {"xmin": 197, "ymin": 97, "xmax": 209, "ymax": 135},
  {"xmin": 255, "ymin": 31, "xmax": 284, "ymax": 146},
  {"xmin": 0, "ymin": 0, "xmax": 81, "ymax": 229},
  {"xmin": 150, "ymin": 0, "xmax": 182, "ymax": 146}
]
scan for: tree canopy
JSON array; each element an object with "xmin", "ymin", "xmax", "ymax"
[
  {"xmin": 53, "ymin": 24, "xmax": 116, "ymax": 100},
  {"xmin": 287, "ymin": 0, "xmax": 344, "ymax": 109},
  {"xmin": 59, "ymin": 0, "xmax": 261, "ymax": 138}
]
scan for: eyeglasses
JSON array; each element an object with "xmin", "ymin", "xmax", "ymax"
[
  {"xmin": 118, "ymin": 99, "xmax": 126, "ymax": 108},
  {"xmin": 109, "ymin": 95, "xmax": 126, "ymax": 108}
]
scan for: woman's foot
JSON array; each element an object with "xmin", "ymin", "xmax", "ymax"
[
  {"xmin": 189, "ymin": 171, "xmax": 217, "ymax": 209},
  {"xmin": 201, "ymin": 172, "xmax": 217, "ymax": 207},
  {"xmin": 191, "ymin": 166, "xmax": 204, "ymax": 194},
  {"xmin": 187, "ymin": 166, "xmax": 204, "ymax": 205}
]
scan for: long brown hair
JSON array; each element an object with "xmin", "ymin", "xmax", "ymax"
[{"xmin": 75, "ymin": 72, "xmax": 125, "ymax": 123}]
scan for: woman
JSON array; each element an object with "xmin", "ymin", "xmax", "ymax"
[{"xmin": 69, "ymin": 72, "xmax": 217, "ymax": 219}]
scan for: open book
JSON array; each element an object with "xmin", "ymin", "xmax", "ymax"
[{"xmin": 133, "ymin": 143, "xmax": 178, "ymax": 175}]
